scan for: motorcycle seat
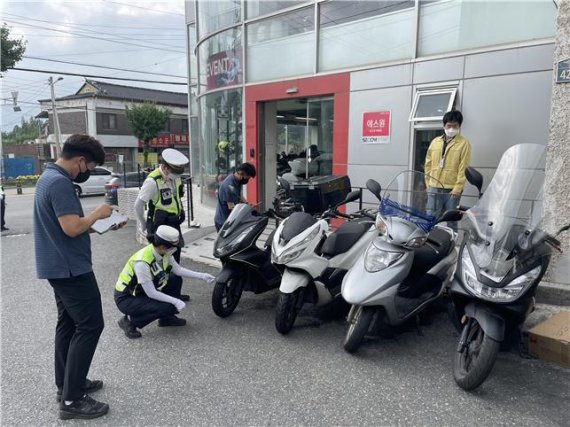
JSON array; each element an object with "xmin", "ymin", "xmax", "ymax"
[
  {"xmin": 321, "ymin": 221, "xmax": 369, "ymax": 258},
  {"xmin": 281, "ymin": 212, "xmax": 317, "ymax": 244}
]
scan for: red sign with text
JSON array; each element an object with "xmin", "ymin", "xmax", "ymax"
[
  {"xmin": 362, "ymin": 111, "xmax": 391, "ymax": 144},
  {"xmin": 138, "ymin": 133, "xmax": 189, "ymax": 148}
]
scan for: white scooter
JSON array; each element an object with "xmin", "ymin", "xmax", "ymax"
[
  {"xmin": 271, "ymin": 190, "xmax": 377, "ymax": 334},
  {"xmin": 341, "ymin": 172, "xmax": 462, "ymax": 353}
]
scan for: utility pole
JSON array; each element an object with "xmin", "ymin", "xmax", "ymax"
[{"xmin": 48, "ymin": 76, "xmax": 63, "ymax": 158}]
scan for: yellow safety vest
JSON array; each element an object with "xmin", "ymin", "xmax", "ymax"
[
  {"xmin": 147, "ymin": 168, "xmax": 183, "ymax": 220},
  {"xmin": 115, "ymin": 244, "xmax": 171, "ymax": 296}
]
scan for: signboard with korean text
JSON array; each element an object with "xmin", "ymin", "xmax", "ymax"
[
  {"xmin": 362, "ymin": 111, "xmax": 391, "ymax": 144},
  {"xmin": 138, "ymin": 133, "xmax": 189, "ymax": 148},
  {"xmin": 556, "ymin": 58, "xmax": 570, "ymax": 83}
]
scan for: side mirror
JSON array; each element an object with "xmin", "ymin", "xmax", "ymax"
[
  {"xmin": 366, "ymin": 179, "xmax": 382, "ymax": 201},
  {"xmin": 338, "ymin": 190, "xmax": 361, "ymax": 207},
  {"xmin": 465, "ymin": 167, "xmax": 483, "ymax": 196},
  {"xmin": 437, "ymin": 209, "xmax": 463, "ymax": 223},
  {"xmin": 277, "ymin": 176, "xmax": 290, "ymax": 192}
]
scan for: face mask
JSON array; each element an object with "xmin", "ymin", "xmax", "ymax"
[
  {"xmin": 164, "ymin": 247, "xmax": 177, "ymax": 257},
  {"xmin": 73, "ymin": 160, "xmax": 91, "ymax": 183},
  {"xmin": 239, "ymin": 178, "xmax": 249, "ymax": 185},
  {"xmin": 444, "ymin": 128, "xmax": 459, "ymax": 138}
]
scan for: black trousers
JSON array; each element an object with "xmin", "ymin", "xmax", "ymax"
[
  {"xmin": 114, "ymin": 274, "xmax": 182, "ymax": 329},
  {"xmin": 48, "ymin": 272, "xmax": 104, "ymax": 402},
  {"xmin": 1, "ymin": 197, "xmax": 6, "ymax": 228}
]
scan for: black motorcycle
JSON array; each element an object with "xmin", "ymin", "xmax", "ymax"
[
  {"xmin": 211, "ymin": 183, "xmax": 303, "ymax": 318},
  {"xmin": 449, "ymin": 143, "xmax": 570, "ymax": 390}
]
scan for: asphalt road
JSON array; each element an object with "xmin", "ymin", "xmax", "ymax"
[{"xmin": 1, "ymin": 192, "xmax": 569, "ymax": 426}]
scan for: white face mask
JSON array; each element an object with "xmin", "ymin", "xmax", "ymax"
[
  {"xmin": 444, "ymin": 128, "xmax": 459, "ymax": 138},
  {"xmin": 169, "ymin": 173, "xmax": 181, "ymax": 180},
  {"xmin": 164, "ymin": 248, "xmax": 177, "ymax": 257}
]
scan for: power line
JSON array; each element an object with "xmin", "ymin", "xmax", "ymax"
[
  {"xmin": 12, "ymin": 67, "xmax": 188, "ymax": 85},
  {"xmin": 100, "ymin": 0, "xmax": 186, "ymax": 17},
  {"xmin": 1, "ymin": 12, "xmax": 185, "ymax": 31},
  {"xmin": 3, "ymin": 19, "xmax": 185, "ymax": 54},
  {"xmin": 24, "ymin": 56, "xmax": 186, "ymax": 79}
]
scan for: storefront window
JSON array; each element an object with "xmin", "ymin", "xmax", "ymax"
[
  {"xmin": 418, "ymin": 0, "xmax": 557, "ymax": 56},
  {"xmin": 198, "ymin": 28, "xmax": 243, "ymax": 93},
  {"xmin": 246, "ymin": 6, "xmax": 315, "ymax": 82},
  {"xmin": 198, "ymin": 0, "xmax": 241, "ymax": 38},
  {"xmin": 246, "ymin": 0, "xmax": 308, "ymax": 19},
  {"xmin": 319, "ymin": 0, "xmax": 415, "ymax": 72},
  {"xmin": 198, "ymin": 88, "xmax": 243, "ymax": 208}
]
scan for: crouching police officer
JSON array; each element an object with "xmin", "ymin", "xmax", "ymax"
[
  {"xmin": 135, "ymin": 148, "xmax": 191, "ymax": 300},
  {"xmin": 114, "ymin": 225, "xmax": 215, "ymax": 338}
]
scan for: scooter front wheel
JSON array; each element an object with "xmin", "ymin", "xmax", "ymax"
[
  {"xmin": 212, "ymin": 276, "xmax": 245, "ymax": 318},
  {"xmin": 343, "ymin": 306, "xmax": 375, "ymax": 354},
  {"xmin": 453, "ymin": 319, "xmax": 500, "ymax": 390},
  {"xmin": 275, "ymin": 288, "xmax": 305, "ymax": 335}
]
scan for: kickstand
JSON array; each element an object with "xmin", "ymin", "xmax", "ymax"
[{"xmin": 415, "ymin": 315, "xmax": 423, "ymax": 336}]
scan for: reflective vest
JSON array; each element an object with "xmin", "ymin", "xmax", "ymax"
[
  {"xmin": 115, "ymin": 244, "xmax": 171, "ymax": 296},
  {"xmin": 147, "ymin": 168, "xmax": 183, "ymax": 221}
]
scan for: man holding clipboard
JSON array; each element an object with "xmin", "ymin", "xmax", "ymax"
[{"xmin": 34, "ymin": 134, "xmax": 126, "ymax": 420}]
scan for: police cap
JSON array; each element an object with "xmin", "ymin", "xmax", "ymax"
[
  {"xmin": 161, "ymin": 148, "xmax": 189, "ymax": 174},
  {"xmin": 154, "ymin": 225, "xmax": 181, "ymax": 248}
]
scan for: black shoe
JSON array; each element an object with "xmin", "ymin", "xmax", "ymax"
[
  {"xmin": 118, "ymin": 315, "xmax": 142, "ymax": 339},
  {"xmin": 180, "ymin": 294, "xmax": 191, "ymax": 302},
  {"xmin": 56, "ymin": 379, "xmax": 103, "ymax": 402},
  {"xmin": 158, "ymin": 316, "xmax": 186, "ymax": 327},
  {"xmin": 1, "ymin": 227, "xmax": 8, "ymax": 231},
  {"xmin": 59, "ymin": 395, "xmax": 109, "ymax": 420}
]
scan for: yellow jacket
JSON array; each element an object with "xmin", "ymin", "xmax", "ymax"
[{"xmin": 425, "ymin": 134, "xmax": 471, "ymax": 193}]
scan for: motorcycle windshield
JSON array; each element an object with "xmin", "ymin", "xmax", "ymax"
[
  {"xmin": 464, "ymin": 143, "xmax": 546, "ymax": 279},
  {"xmin": 380, "ymin": 170, "xmax": 446, "ymax": 232},
  {"xmin": 221, "ymin": 203, "xmax": 258, "ymax": 236}
]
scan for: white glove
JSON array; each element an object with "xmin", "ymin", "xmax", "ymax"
[
  {"xmin": 173, "ymin": 299, "xmax": 186, "ymax": 312},
  {"xmin": 201, "ymin": 273, "xmax": 216, "ymax": 284}
]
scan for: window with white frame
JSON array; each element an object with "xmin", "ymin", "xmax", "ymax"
[{"xmin": 410, "ymin": 88, "xmax": 457, "ymax": 122}]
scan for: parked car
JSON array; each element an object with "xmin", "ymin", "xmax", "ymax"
[
  {"xmin": 75, "ymin": 167, "xmax": 116, "ymax": 197},
  {"xmin": 105, "ymin": 171, "xmax": 148, "ymax": 205}
]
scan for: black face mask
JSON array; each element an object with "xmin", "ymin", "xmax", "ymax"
[
  {"xmin": 239, "ymin": 178, "xmax": 249, "ymax": 185},
  {"xmin": 73, "ymin": 170, "xmax": 91, "ymax": 183},
  {"xmin": 73, "ymin": 161, "xmax": 91, "ymax": 183}
]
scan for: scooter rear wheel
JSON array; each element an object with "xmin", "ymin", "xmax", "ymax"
[
  {"xmin": 343, "ymin": 306, "xmax": 375, "ymax": 354},
  {"xmin": 453, "ymin": 319, "xmax": 500, "ymax": 390},
  {"xmin": 275, "ymin": 288, "xmax": 305, "ymax": 335},
  {"xmin": 212, "ymin": 276, "xmax": 245, "ymax": 318}
]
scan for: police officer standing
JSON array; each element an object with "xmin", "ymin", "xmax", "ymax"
[
  {"xmin": 134, "ymin": 148, "xmax": 190, "ymax": 301},
  {"xmin": 115, "ymin": 225, "xmax": 215, "ymax": 338}
]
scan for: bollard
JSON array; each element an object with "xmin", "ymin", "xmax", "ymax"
[{"xmin": 16, "ymin": 181, "xmax": 23, "ymax": 195}]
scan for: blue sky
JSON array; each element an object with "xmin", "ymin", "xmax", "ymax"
[{"xmin": 1, "ymin": 0, "xmax": 187, "ymax": 133}]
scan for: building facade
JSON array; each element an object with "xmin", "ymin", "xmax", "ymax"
[
  {"xmin": 186, "ymin": 0, "xmax": 558, "ymax": 210},
  {"xmin": 38, "ymin": 80, "xmax": 190, "ymax": 172}
]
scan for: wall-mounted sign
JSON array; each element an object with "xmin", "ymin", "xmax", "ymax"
[
  {"xmin": 362, "ymin": 111, "xmax": 391, "ymax": 144},
  {"xmin": 556, "ymin": 58, "xmax": 570, "ymax": 83},
  {"xmin": 138, "ymin": 133, "xmax": 189, "ymax": 148},
  {"xmin": 206, "ymin": 49, "xmax": 243, "ymax": 90}
]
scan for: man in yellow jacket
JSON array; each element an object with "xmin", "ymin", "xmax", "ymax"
[{"xmin": 424, "ymin": 110, "xmax": 471, "ymax": 223}]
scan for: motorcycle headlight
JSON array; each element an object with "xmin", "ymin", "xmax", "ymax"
[
  {"xmin": 364, "ymin": 243, "xmax": 403, "ymax": 272},
  {"xmin": 375, "ymin": 214, "xmax": 387, "ymax": 235},
  {"xmin": 461, "ymin": 249, "xmax": 541, "ymax": 303},
  {"xmin": 214, "ymin": 225, "xmax": 255, "ymax": 257},
  {"xmin": 273, "ymin": 226, "xmax": 320, "ymax": 265}
]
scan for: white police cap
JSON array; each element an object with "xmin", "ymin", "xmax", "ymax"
[
  {"xmin": 161, "ymin": 148, "xmax": 189, "ymax": 167},
  {"xmin": 155, "ymin": 225, "xmax": 180, "ymax": 246}
]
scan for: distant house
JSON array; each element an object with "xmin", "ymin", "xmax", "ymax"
[{"xmin": 38, "ymin": 80, "xmax": 189, "ymax": 172}]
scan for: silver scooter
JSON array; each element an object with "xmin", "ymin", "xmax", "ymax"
[{"xmin": 341, "ymin": 171, "xmax": 462, "ymax": 353}]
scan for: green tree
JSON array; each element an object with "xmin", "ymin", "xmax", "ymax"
[
  {"xmin": 1, "ymin": 23, "xmax": 26, "ymax": 73},
  {"xmin": 125, "ymin": 103, "xmax": 171, "ymax": 167},
  {"xmin": 1, "ymin": 116, "xmax": 44, "ymax": 145}
]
